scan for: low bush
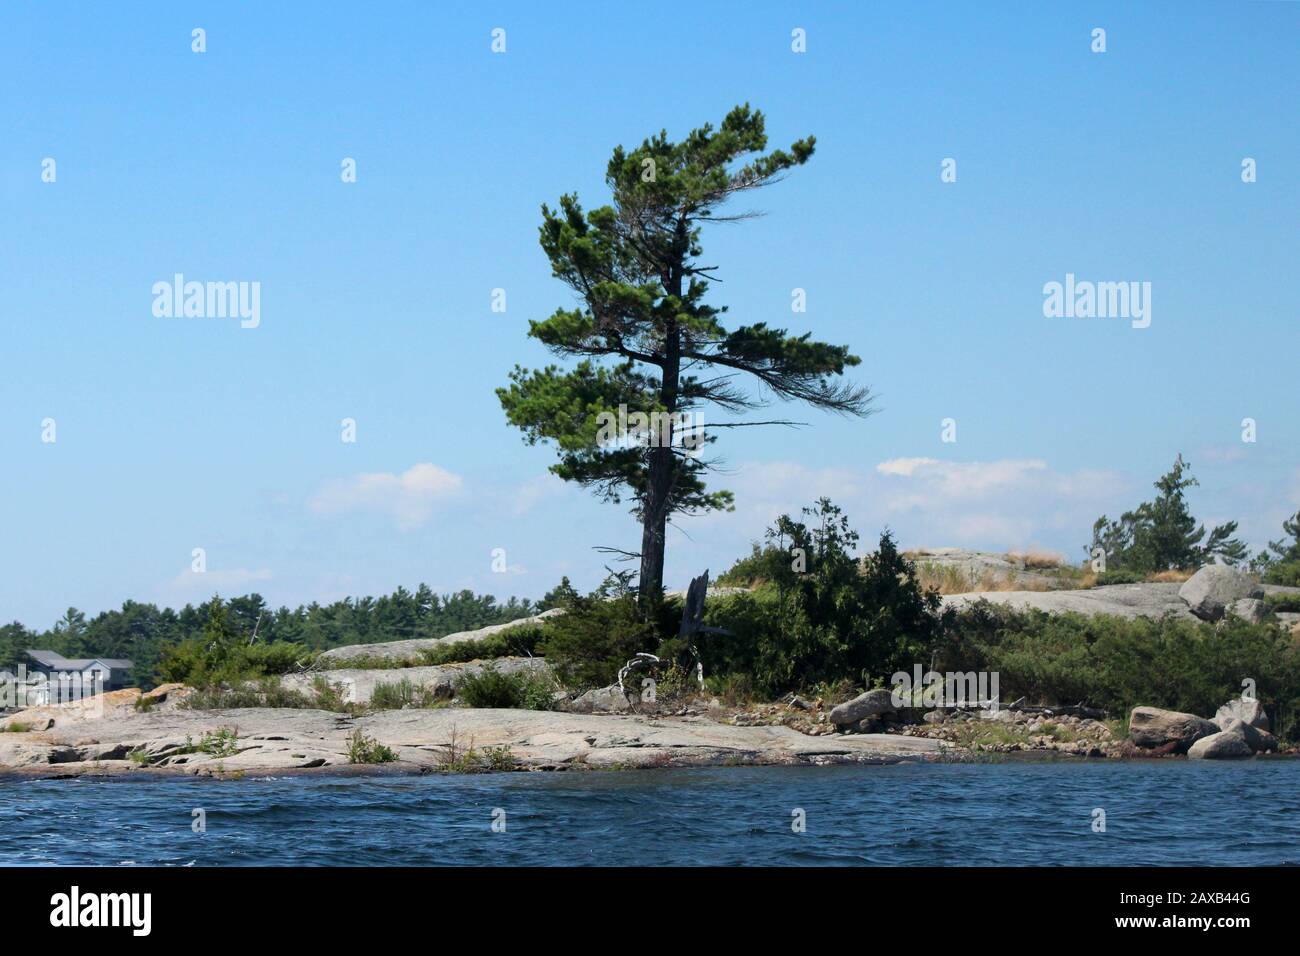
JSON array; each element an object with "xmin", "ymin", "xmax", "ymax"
[
  {"xmin": 701, "ymin": 500, "xmax": 947, "ymax": 698},
  {"xmin": 1264, "ymin": 593, "xmax": 1300, "ymax": 614},
  {"xmin": 347, "ymin": 729, "xmax": 396, "ymax": 764},
  {"xmin": 537, "ymin": 589, "xmax": 678, "ymax": 690},
  {"xmin": 934, "ymin": 602, "xmax": 1300, "ymax": 741},
  {"xmin": 181, "ymin": 678, "xmax": 314, "ymax": 710},
  {"xmin": 369, "ymin": 677, "xmax": 446, "ymax": 710},
  {"xmin": 1264, "ymin": 562, "xmax": 1300, "ymax": 588},
  {"xmin": 418, "ymin": 625, "xmax": 545, "ymax": 666},
  {"xmin": 455, "ymin": 666, "xmax": 557, "ymax": 710}
]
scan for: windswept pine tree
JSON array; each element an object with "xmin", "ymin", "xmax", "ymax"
[
  {"xmin": 1090, "ymin": 454, "xmax": 1248, "ymax": 572},
  {"xmin": 497, "ymin": 105, "xmax": 871, "ymax": 607}
]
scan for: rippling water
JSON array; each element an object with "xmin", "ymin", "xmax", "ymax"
[{"xmin": 3, "ymin": 760, "xmax": 1297, "ymax": 866}]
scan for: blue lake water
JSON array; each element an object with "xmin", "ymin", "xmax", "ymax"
[{"xmin": 3, "ymin": 760, "xmax": 1297, "ymax": 866}]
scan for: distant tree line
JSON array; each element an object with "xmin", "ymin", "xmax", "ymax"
[{"xmin": 0, "ymin": 586, "xmax": 542, "ymax": 689}]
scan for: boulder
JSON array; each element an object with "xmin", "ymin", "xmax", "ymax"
[
  {"xmin": 1178, "ymin": 565, "xmax": 1264, "ymax": 622},
  {"xmin": 1227, "ymin": 598, "xmax": 1267, "ymax": 623},
  {"xmin": 829, "ymin": 689, "xmax": 898, "ymax": 727},
  {"xmin": 1187, "ymin": 716, "xmax": 1276, "ymax": 758},
  {"xmin": 1214, "ymin": 698, "xmax": 1269, "ymax": 732},
  {"xmin": 1128, "ymin": 706, "xmax": 1218, "ymax": 752},
  {"xmin": 567, "ymin": 685, "xmax": 634, "ymax": 714},
  {"xmin": 1188, "ymin": 729, "xmax": 1254, "ymax": 759},
  {"xmin": 1224, "ymin": 717, "xmax": 1279, "ymax": 753}
]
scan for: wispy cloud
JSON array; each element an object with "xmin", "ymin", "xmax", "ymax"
[
  {"xmin": 307, "ymin": 462, "xmax": 463, "ymax": 530},
  {"xmin": 688, "ymin": 457, "xmax": 1128, "ymax": 557}
]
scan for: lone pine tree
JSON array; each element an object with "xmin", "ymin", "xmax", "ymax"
[{"xmin": 497, "ymin": 105, "xmax": 870, "ymax": 608}]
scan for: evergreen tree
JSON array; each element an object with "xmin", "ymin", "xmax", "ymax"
[
  {"xmin": 498, "ymin": 105, "xmax": 871, "ymax": 608},
  {"xmin": 1090, "ymin": 455, "xmax": 1247, "ymax": 572}
]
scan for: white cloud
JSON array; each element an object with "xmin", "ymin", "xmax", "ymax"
[
  {"xmin": 680, "ymin": 456, "xmax": 1131, "ymax": 560},
  {"xmin": 307, "ymin": 462, "xmax": 463, "ymax": 530},
  {"xmin": 875, "ymin": 457, "xmax": 1048, "ymax": 499}
]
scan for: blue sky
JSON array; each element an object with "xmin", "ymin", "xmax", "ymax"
[{"xmin": 2, "ymin": 1, "xmax": 1297, "ymax": 627}]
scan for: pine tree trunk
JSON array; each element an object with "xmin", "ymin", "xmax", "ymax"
[
  {"xmin": 638, "ymin": 220, "xmax": 687, "ymax": 612},
  {"xmin": 638, "ymin": 447, "xmax": 671, "ymax": 606}
]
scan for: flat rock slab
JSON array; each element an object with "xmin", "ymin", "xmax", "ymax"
[
  {"xmin": 319, "ymin": 610, "xmax": 564, "ymax": 665},
  {"xmin": 942, "ymin": 582, "xmax": 1196, "ymax": 620},
  {"xmin": 282, "ymin": 657, "xmax": 553, "ymax": 705},
  {"xmin": 0, "ymin": 706, "xmax": 948, "ymax": 778}
]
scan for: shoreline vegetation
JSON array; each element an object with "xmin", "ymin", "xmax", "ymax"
[{"xmin": 5, "ymin": 459, "xmax": 1300, "ymax": 780}]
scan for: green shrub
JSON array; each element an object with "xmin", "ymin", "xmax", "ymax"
[
  {"xmin": 481, "ymin": 745, "xmax": 517, "ymax": 771},
  {"xmin": 454, "ymin": 665, "xmax": 557, "ymax": 710},
  {"xmin": 700, "ymin": 499, "xmax": 946, "ymax": 698},
  {"xmin": 418, "ymin": 625, "xmax": 545, "ymax": 666},
  {"xmin": 158, "ymin": 637, "xmax": 310, "ymax": 687},
  {"xmin": 1264, "ymin": 562, "xmax": 1300, "ymax": 588},
  {"xmin": 181, "ymin": 677, "xmax": 314, "ymax": 710},
  {"xmin": 715, "ymin": 543, "xmax": 788, "ymax": 587},
  {"xmin": 934, "ymin": 602, "xmax": 1300, "ymax": 741},
  {"xmin": 347, "ymin": 729, "xmax": 396, "ymax": 764},
  {"xmin": 368, "ymin": 677, "xmax": 445, "ymax": 710},
  {"xmin": 1264, "ymin": 592, "xmax": 1300, "ymax": 613},
  {"xmin": 370, "ymin": 678, "xmax": 417, "ymax": 710},
  {"xmin": 156, "ymin": 598, "xmax": 312, "ymax": 688},
  {"xmin": 538, "ymin": 593, "xmax": 677, "ymax": 690}
]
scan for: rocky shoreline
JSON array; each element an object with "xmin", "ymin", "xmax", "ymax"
[
  {"xmin": 1, "ymin": 683, "xmax": 1291, "ymax": 781},
  {"xmin": 0, "ymin": 699, "xmax": 952, "ymax": 780},
  {"xmin": 3, "ymin": 564, "xmax": 1296, "ymax": 780}
]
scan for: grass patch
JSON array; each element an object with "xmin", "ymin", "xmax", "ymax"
[
  {"xmin": 370, "ymin": 677, "xmax": 447, "ymax": 710},
  {"xmin": 1005, "ymin": 550, "xmax": 1066, "ymax": 570},
  {"xmin": 2, "ymin": 722, "xmax": 33, "ymax": 733},
  {"xmin": 181, "ymin": 678, "xmax": 316, "ymax": 710}
]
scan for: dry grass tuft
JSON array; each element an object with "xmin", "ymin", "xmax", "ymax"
[
  {"xmin": 1006, "ymin": 549, "xmax": 1067, "ymax": 570},
  {"xmin": 913, "ymin": 563, "xmax": 1051, "ymax": 595},
  {"xmin": 1147, "ymin": 569, "xmax": 1194, "ymax": 583}
]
